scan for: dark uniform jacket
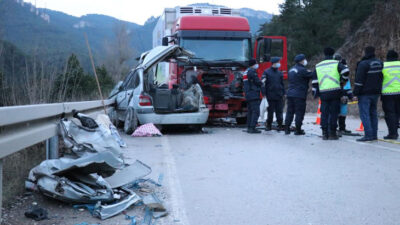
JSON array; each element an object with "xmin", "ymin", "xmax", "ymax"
[
  {"xmin": 261, "ymin": 68, "xmax": 285, "ymax": 101},
  {"xmin": 353, "ymin": 54, "xmax": 383, "ymax": 96},
  {"xmin": 243, "ymin": 68, "xmax": 262, "ymax": 101},
  {"xmin": 311, "ymin": 56, "xmax": 350, "ymax": 101},
  {"xmin": 287, "ymin": 63, "xmax": 313, "ymax": 99}
]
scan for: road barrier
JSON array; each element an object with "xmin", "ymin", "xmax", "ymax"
[{"xmin": 0, "ymin": 99, "xmax": 114, "ymax": 220}]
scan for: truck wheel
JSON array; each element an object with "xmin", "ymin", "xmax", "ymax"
[
  {"xmin": 236, "ymin": 117, "xmax": 247, "ymax": 125},
  {"xmin": 124, "ymin": 107, "xmax": 139, "ymax": 135}
]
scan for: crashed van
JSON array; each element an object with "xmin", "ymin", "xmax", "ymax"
[{"xmin": 109, "ymin": 45, "xmax": 209, "ymax": 134}]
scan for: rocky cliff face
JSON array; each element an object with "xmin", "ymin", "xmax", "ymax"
[{"xmin": 337, "ymin": 0, "xmax": 400, "ymax": 74}]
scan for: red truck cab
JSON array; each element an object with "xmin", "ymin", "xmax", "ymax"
[{"xmin": 154, "ymin": 6, "xmax": 287, "ymax": 123}]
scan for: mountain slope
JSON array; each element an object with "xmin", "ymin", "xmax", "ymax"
[
  {"xmin": 337, "ymin": 0, "xmax": 400, "ymax": 74},
  {"xmin": 0, "ymin": 0, "xmax": 272, "ymax": 70}
]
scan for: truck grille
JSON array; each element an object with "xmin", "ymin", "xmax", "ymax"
[
  {"xmin": 195, "ymin": 9, "xmax": 202, "ymax": 13},
  {"xmin": 212, "ymin": 9, "xmax": 219, "ymax": 14},
  {"xmin": 220, "ymin": 8, "xmax": 232, "ymax": 15},
  {"xmin": 180, "ymin": 7, "xmax": 193, "ymax": 13}
]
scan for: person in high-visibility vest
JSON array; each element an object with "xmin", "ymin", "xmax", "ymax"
[
  {"xmin": 353, "ymin": 46, "xmax": 383, "ymax": 142},
  {"xmin": 334, "ymin": 54, "xmax": 356, "ymax": 136},
  {"xmin": 312, "ymin": 47, "xmax": 350, "ymax": 140},
  {"xmin": 381, "ymin": 50, "xmax": 400, "ymax": 140}
]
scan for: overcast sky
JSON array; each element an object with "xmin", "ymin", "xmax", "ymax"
[{"xmin": 23, "ymin": 0, "xmax": 284, "ymax": 25}]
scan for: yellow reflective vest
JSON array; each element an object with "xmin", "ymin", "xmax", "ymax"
[
  {"xmin": 382, "ymin": 61, "xmax": 400, "ymax": 95},
  {"xmin": 315, "ymin": 60, "xmax": 340, "ymax": 92}
]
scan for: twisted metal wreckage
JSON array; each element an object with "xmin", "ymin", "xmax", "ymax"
[{"xmin": 25, "ymin": 113, "xmax": 167, "ymax": 221}]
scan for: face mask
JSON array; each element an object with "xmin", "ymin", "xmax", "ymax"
[
  {"xmin": 274, "ymin": 63, "xmax": 281, "ymax": 68},
  {"xmin": 303, "ymin": 59, "xmax": 308, "ymax": 66},
  {"xmin": 253, "ymin": 64, "xmax": 259, "ymax": 69}
]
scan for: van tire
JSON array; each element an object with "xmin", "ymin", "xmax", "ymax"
[{"xmin": 124, "ymin": 107, "xmax": 138, "ymax": 135}]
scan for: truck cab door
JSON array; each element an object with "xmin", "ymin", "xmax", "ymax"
[{"xmin": 254, "ymin": 36, "xmax": 288, "ymax": 79}]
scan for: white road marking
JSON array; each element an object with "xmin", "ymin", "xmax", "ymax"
[
  {"xmin": 161, "ymin": 136, "xmax": 190, "ymax": 225},
  {"xmin": 344, "ymin": 139, "xmax": 400, "ymax": 153},
  {"xmin": 307, "ymin": 130, "xmax": 400, "ymax": 153}
]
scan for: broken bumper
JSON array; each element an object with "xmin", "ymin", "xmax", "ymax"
[{"xmin": 137, "ymin": 108, "xmax": 209, "ymax": 125}]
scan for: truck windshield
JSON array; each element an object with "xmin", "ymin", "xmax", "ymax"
[{"xmin": 181, "ymin": 38, "xmax": 251, "ymax": 62}]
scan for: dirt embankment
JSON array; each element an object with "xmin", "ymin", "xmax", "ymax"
[
  {"xmin": 337, "ymin": 0, "xmax": 400, "ymax": 75},
  {"xmin": 306, "ymin": 0, "xmax": 400, "ymax": 115}
]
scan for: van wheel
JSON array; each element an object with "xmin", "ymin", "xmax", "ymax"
[
  {"xmin": 124, "ymin": 107, "xmax": 139, "ymax": 135},
  {"xmin": 236, "ymin": 117, "xmax": 247, "ymax": 125}
]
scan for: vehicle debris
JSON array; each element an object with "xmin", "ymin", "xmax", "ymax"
[
  {"xmin": 24, "ymin": 207, "xmax": 48, "ymax": 221},
  {"xmin": 142, "ymin": 193, "xmax": 165, "ymax": 211},
  {"xmin": 26, "ymin": 112, "xmax": 167, "ymax": 220}
]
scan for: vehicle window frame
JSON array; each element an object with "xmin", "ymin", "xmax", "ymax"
[{"xmin": 124, "ymin": 70, "xmax": 139, "ymax": 90}]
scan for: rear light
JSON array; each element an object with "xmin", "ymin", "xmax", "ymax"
[
  {"xmin": 203, "ymin": 96, "xmax": 210, "ymax": 104},
  {"xmin": 139, "ymin": 95, "xmax": 152, "ymax": 106}
]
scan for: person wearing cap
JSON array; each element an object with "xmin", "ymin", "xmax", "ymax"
[
  {"xmin": 243, "ymin": 58, "xmax": 262, "ymax": 133},
  {"xmin": 261, "ymin": 57, "xmax": 285, "ymax": 131},
  {"xmin": 312, "ymin": 47, "xmax": 350, "ymax": 140},
  {"xmin": 353, "ymin": 46, "xmax": 383, "ymax": 142},
  {"xmin": 381, "ymin": 50, "xmax": 400, "ymax": 140},
  {"xmin": 333, "ymin": 53, "xmax": 354, "ymax": 136},
  {"xmin": 284, "ymin": 54, "xmax": 313, "ymax": 135}
]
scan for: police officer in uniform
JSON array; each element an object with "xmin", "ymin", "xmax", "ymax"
[
  {"xmin": 262, "ymin": 57, "xmax": 285, "ymax": 131},
  {"xmin": 243, "ymin": 59, "xmax": 262, "ymax": 133},
  {"xmin": 312, "ymin": 47, "xmax": 349, "ymax": 140},
  {"xmin": 381, "ymin": 50, "xmax": 400, "ymax": 140},
  {"xmin": 285, "ymin": 54, "xmax": 313, "ymax": 135}
]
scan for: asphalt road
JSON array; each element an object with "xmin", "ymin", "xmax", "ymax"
[
  {"xmin": 128, "ymin": 115, "xmax": 400, "ymax": 225},
  {"xmin": 3, "ymin": 116, "xmax": 400, "ymax": 225}
]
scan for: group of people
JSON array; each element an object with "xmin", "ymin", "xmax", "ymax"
[{"xmin": 243, "ymin": 46, "xmax": 400, "ymax": 142}]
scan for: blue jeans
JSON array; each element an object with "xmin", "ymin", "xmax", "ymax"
[{"xmin": 358, "ymin": 95, "xmax": 379, "ymax": 139}]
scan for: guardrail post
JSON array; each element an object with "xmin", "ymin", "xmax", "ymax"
[
  {"xmin": 0, "ymin": 159, "xmax": 3, "ymax": 222},
  {"xmin": 46, "ymin": 136, "xmax": 59, "ymax": 159}
]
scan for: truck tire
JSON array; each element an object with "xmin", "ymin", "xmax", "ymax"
[
  {"xmin": 124, "ymin": 107, "xmax": 139, "ymax": 135},
  {"xmin": 236, "ymin": 117, "xmax": 247, "ymax": 125}
]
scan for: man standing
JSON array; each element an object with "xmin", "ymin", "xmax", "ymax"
[
  {"xmin": 262, "ymin": 57, "xmax": 285, "ymax": 131},
  {"xmin": 353, "ymin": 46, "xmax": 383, "ymax": 142},
  {"xmin": 285, "ymin": 54, "xmax": 313, "ymax": 135},
  {"xmin": 313, "ymin": 47, "xmax": 349, "ymax": 140},
  {"xmin": 243, "ymin": 58, "xmax": 262, "ymax": 134},
  {"xmin": 381, "ymin": 50, "xmax": 400, "ymax": 140}
]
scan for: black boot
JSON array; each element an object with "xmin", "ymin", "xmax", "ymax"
[
  {"xmin": 284, "ymin": 125, "xmax": 291, "ymax": 135},
  {"xmin": 384, "ymin": 134, "xmax": 399, "ymax": 140},
  {"xmin": 265, "ymin": 123, "xmax": 272, "ymax": 131},
  {"xmin": 329, "ymin": 130, "xmax": 339, "ymax": 140},
  {"xmin": 277, "ymin": 121, "xmax": 283, "ymax": 132},
  {"xmin": 322, "ymin": 129, "xmax": 329, "ymax": 140},
  {"xmin": 294, "ymin": 126, "xmax": 305, "ymax": 135},
  {"xmin": 247, "ymin": 128, "xmax": 261, "ymax": 134},
  {"xmin": 338, "ymin": 116, "xmax": 351, "ymax": 134}
]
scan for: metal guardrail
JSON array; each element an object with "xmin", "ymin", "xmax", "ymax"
[{"xmin": 0, "ymin": 99, "xmax": 114, "ymax": 220}]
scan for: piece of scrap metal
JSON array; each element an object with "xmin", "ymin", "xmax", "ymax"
[{"xmin": 105, "ymin": 160, "xmax": 152, "ymax": 188}]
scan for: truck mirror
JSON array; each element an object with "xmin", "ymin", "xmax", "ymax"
[{"xmin": 162, "ymin": 37, "xmax": 169, "ymax": 46}]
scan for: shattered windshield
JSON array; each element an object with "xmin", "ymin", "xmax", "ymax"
[{"xmin": 180, "ymin": 38, "xmax": 251, "ymax": 62}]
